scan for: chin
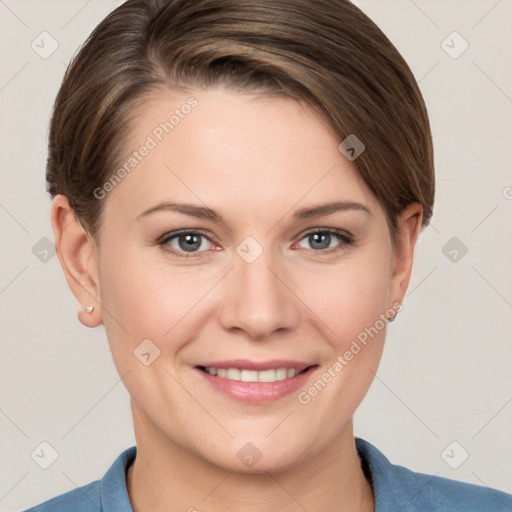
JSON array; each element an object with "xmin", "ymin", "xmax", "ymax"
[
  {"xmin": 211, "ymin": 449, "xmax": 305, "ymax": 475},
  {"xmin": 197, "ymin": 435, "xmax": 312, "ymax": 475}
]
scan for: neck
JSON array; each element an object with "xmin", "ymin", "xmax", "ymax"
[{"xmin": 127, "ymin": 408, "xmax": 374, "ymax": 512}]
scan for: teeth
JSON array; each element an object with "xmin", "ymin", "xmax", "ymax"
[
  {"xmin": 241, "ymin": 369, "xmax": 258, "ymax": 382},
  {"xmin": 257, "ymin": 369, "xmax": 276, "ymax": 382},
  {"xmin": 204, "ymin": 367, "xmax": 301, "ymax": 383},
  {"xmin": 226, "ymin": 368, "xmax": 240, "ymax": 381},
  {"xmin": 275, "ymin": 368, "xmax": 288, "ymax": 381}
]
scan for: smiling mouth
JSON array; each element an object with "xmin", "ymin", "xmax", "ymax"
[{"xmin": 197, "ymin": 365, "xmax": 316, "ymax": 383}]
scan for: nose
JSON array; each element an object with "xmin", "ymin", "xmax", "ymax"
[{"xmin": 218, "ymin": 244, "xmax": 301, "ymax": 341}]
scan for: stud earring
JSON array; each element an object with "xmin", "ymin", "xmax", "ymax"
[
  {"xmin": 388, "ymin": 314, "xmax": 396, "ymax": 322},
  {"xmin": 84, "ymin": 305, "xmax": 94, "ymax": 313}
]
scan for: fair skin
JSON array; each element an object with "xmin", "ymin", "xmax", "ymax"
[{"xmin": 51, "ymin": 87, "xmax": 422, "ymax": 512}]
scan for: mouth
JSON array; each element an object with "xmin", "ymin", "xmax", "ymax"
[
  {"xmin": 195, "ymin": 360, "xmax": 319, "ymax": 403},
  {"xmin": 197, "ymin": 365, "xmax": 313, "ymax": 383}
]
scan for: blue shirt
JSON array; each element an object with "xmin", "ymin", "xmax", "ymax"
[{"xmin": 23, "ymin": 438, "xmax": 512, "ymax": 511}]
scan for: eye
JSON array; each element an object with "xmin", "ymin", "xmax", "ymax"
[
  {"xmin": 158, "ymin": 228, "xmax": 354, "ymax": 259},
  {"xmin": 159, "ymin": 230, "xmax": 214, "ymax": 258},
  {"xmin": 295, "ymin": 229, "xmax": 354, "ymax": 253}
]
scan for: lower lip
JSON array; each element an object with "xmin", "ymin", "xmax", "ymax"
[{"xmin": 196, "ymin": 367, "xmax": 317, "ymax": 404}]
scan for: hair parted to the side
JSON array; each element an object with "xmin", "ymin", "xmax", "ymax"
[{"xmin": 47, "ymin": 0, "xmax": 434, "ymax": 245}]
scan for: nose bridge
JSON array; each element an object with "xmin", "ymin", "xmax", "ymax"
[{"xmin": 219, "ymin": 238, "xmax": 299, "ymax": 339}]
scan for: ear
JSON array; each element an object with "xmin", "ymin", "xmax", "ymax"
[
  {"xmin": 388, "ymin": 202, "xmax": 424, "ymax": 314},
  {"xmin": 51, "ymin": 195, "xmax": 103, "ymax": 328}
]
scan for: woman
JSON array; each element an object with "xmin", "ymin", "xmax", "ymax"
[{"xmin": 23, "ymin": 0, "xmax": 512, "ymax": 510}]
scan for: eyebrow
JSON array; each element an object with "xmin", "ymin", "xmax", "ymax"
[
  {"xmin": 136, "ymin": 200, "xmax": 372, "ymax": 223},
  {"xmin": 293, "ymin": 201, "xmax": 372, "ymax": 219}
]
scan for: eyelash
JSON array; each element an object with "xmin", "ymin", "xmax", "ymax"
[{"xmin": 157, "ymin": 228, "xmax": 355, "ymax": 259}]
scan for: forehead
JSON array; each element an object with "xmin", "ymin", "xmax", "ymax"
[{"xmin": 104, "ymin": 87, "xmax": 381, "ymax": 220}]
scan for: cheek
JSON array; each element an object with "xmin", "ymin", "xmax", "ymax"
[
  {"xmin": 98, "ymin": 229, "xmax": 393, "ymax": 355},
  {"xmin": 97, "ymin": 247, "xmax": 218, "ymax": 353},
  {"xmin": 295, "ymin": 254, "xmax": 392, "ymax": 415},
  {"xmin": 302, "ymin": 251, "xmax": 392, "ymax": 347},
  {"xmin": 96, "ymin": 249, "xmax": 207, "ymax": 405}
]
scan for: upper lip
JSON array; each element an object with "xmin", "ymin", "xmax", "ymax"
[{"xmin": 196, "ymin": 359, "xmax": 315, "ymax": 372}]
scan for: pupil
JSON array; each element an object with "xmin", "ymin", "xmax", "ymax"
[
  {"xmin": 310, "ymin": 233, "xmax": 330, "ymax": 250},
  {"xmin": 179, "ymin": 234, "xmax": 201, "ymax": 252}
]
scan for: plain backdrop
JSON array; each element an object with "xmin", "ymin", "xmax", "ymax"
[{"xmin": 1, "ymin": 0, "xmax": 511, "ymax": 510}]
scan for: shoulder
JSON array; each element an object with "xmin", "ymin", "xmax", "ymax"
[
  {"xmin": 21, "ymin": 481, "xmax": 100, "ymax": 512},
  {"xmin": 21, "ymin": 446, "xmax": 136, "ymax": 512},
  {"xmin": 387, "ymin": 458, "xmax": 512, "ymax": 511},
  {"xmin": 356, "ymin": 437, "xmax": 512, "ymax": 512}
]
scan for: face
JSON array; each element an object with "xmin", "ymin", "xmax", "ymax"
[{"xmin": 85, "ymin": 87, "xmax": 411, "ymax": 472}]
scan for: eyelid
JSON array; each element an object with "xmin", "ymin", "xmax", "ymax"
[
  {"xmin": 158, "ymin": 229, "xmax": 218, "ymax": 257},
  {"xmin": 298, "ymin": 227, "xmax": 354, "ymax": 243},
  {"xmin": 158, "ymin": 226, "xmax": 355, "ymax": 258},
  {"xmin": 157, "ymin": 228, "xmax": 213, "ymax": 245}
]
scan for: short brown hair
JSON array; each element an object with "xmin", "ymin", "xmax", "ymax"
[{"xmin": 47, "ymin": 0, "xmax": 434, "ymax": 244}]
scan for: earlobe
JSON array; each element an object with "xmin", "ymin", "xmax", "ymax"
[
  {"xmin": 388, "ymin": 203, "xmax": 424, "ymax": 313},
  {"xmin": 51, "ymin": 195, "xmax": 103, "ymax": 328}
]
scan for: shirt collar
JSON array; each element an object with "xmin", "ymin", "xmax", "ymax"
[
  {"xmin": 98, "ymin": 439, "xmax": 402, "ymax": 511},
  {"xmin": 100, "ymin": 445, "xmax": 136, "ymax": 511},
  {"xmin": 355, "ymin": 437, "xmax": 405, "ymax": 512}
]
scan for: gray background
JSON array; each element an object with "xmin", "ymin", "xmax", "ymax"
[{"xmin": 1, "ymin": 0, "xmax": 511, "ymax": 510}]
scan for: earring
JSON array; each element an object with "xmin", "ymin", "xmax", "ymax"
[
  {"xmin": 388, "ymin": 315, "xmax": 396, "ymax": 322},
  {"xmin": 84, "ymin": 305, "xmax": 94, "ymax": 313}
]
